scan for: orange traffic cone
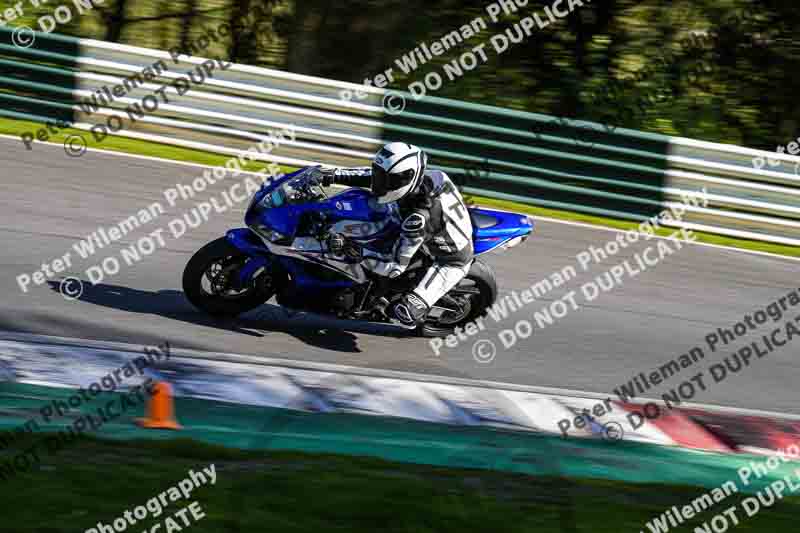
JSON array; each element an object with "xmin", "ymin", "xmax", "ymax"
[{"xmin": 136, "ymin": 381, "xmax": 182, "ymax": 430}]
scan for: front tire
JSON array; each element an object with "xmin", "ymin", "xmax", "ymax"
[
  {"xmin": 419, "ymin": 259, "xmax": 498, "ymax": 338},
  {"xmin": 183, "ymin": 237, "xmax": 272, "ymax": 317}
]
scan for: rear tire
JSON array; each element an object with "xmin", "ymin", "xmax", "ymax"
[
  {"xmin": 418, "ymin": 259, "xmax": 498, "ymax": 338},
  {"xmin": 183, "ymin": 237, "xmax": 271, "ymax": 317}
]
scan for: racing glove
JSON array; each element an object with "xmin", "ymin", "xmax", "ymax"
[{"xmin": 310, "ymin": 167, "xmax": 337, "ymax": 187}]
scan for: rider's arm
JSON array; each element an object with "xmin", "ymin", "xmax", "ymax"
[
  {"xmin": 361, "ymin": 210, "xmax": 429, "ymax": 278},
  {"xmin": 328, "ymin": 167, "xmax": 372, "ymax": 189},
  {"xmin": 391, "ymin": 211, "xmax": 428, "ymax": 274}
]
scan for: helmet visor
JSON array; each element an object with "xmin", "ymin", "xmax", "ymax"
[
  {"xmin": 371, "ymin": 163, "xmax": 390, "ymax": 197},
  {"xmin": 371, "ymin": 164, "xmax": 416, "ymax": 200}
]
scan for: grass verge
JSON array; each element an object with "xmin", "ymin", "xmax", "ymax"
[
  {"xmin": 1, "ymin": 116, "xmax": 796, "ymax": 258},
  {"xmin": 0, "ymin": 116, "xmax": 295, "ymax": 175},
  {"xmin": 0, "ymin": 433, "xmax": 797, "ymax": 532}
]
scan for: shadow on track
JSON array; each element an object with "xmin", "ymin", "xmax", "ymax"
[{"xmin": 47, "ymin": 280, "xmax": 410, "ymax": 353}]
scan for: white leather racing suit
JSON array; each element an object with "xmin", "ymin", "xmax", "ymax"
[{"xmin": 331, "ymin": 167, "xmax": 474, "ymax": 310}]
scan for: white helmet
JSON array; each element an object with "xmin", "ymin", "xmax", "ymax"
[{"xmin": 371, "ymin": 142, "xmax": 427, "ymax": 204}]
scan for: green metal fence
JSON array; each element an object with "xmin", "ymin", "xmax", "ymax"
[{"xmin": 2, "ymin": 27, "xmax": 799, "ymax": 245}]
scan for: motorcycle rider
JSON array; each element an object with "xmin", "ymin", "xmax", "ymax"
[{"xmin": 317, "ymin": 142, "xmax": 474, "ymax": 327}]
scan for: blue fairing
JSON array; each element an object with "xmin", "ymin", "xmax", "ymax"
[
  {"xmin": 226, "ymin": 227, "xmax": 269, "ymax": 256},
  {"xmin": 226, "ymin": 228, "xmax": 357, "ymax": 290},
  {"xmin": 245, "ymin": 172, "xmax": 395, "ymax": 241},
  {"xmin": 227, "ymin": 167, "xmax": 534, "ymax": 288},
  {"xmin": 468, "ymin": 207, "xmax": 534, "ymax": 255}
]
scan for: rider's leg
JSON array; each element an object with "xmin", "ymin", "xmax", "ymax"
[
  {"xmin": 413, "ymin": 262, "xmax": 471, "ymax": 308},
  {"xmin": 360, "ymin": 249, "xmax": 401, "ymax": 278},
  {"xmin": 392, "ymin": 262, "xmax": 471, "ymax": 326}
]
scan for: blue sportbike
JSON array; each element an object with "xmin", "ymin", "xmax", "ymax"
[{"xmin": 182, "ymin": 166, "xmax": 534, "ymax": 337}]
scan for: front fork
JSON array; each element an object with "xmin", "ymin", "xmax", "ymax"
[{"xmin": 226, "ymin": 228, "xmax": 273, "ymax": 290}]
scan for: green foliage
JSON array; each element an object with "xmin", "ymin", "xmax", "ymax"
[{"xmin": 17, "ymin": 0, "xmax": 799, "ymax": 148}]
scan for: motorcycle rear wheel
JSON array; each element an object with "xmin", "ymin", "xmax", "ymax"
[{"xmin": 418, "ymin": 259, "xmax": 498, "ymax": 338}]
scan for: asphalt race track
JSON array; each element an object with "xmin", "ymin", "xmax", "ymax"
[{"xmin": 1, "ymin": 137, "xmax": 798, "ymax": 414}]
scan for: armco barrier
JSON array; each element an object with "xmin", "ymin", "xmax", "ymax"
[{"xmin": 1, "ymin": 28, "xmax": 800, "ymax": 245}]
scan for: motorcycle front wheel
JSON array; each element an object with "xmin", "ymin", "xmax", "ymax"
[{"xmin": 182, "ymin": 237, "xmax": 273, "ymax": 317}]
